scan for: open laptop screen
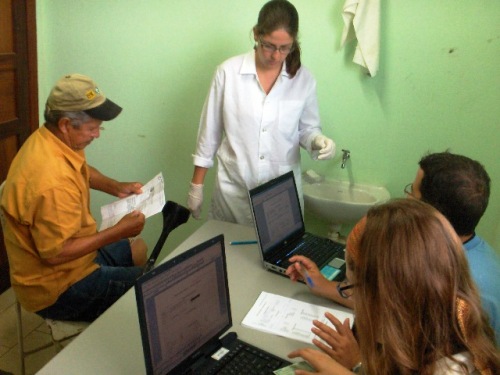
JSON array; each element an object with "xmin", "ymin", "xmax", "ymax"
[
  {"xmin": 250, "ymin": 171, "xmax": 304, "ymax": 255},
  {"xmin": 135, "ymin": 235, "xmax": 230, "ymax": 375}
]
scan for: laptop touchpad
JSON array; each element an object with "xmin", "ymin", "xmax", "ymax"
[{"xmin": 328, "ymin": 258, "xmax": 345, "ymax": 269}]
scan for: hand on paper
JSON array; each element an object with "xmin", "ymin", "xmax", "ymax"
[
  {"xmin": 88, "ymin": 165, "xmax": 143, "ymax": 197},
  {"xmin": 99, "ymin": 173, "xmax": 164, "ymax": 231},
  {"xmin": 116, "ymin": 182, "xmax": 143, "ymax": 198},
  {"xmin": 187, "ymin": 183, "xmax": 204, "ymax": 219},
  {"xmin": 311, "ymin": 311, "xmax": 361, "ymax": 370},
  {"xmin": 312, "ymin": 135, "xmax": 336, "ymax": 160},
  {"xmin": 115, "ymin": 210, "xmax": 145, "ymax": 238},
  {"xmin": 288, "ymin": 347, "xmax": 353, "ymax": 375}
]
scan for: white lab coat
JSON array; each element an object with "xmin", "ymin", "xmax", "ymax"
[{"xmin": 193, "ymin": 51, "xmax": 323, "ymax": 225}]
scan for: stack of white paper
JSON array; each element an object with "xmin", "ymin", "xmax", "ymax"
[{"xmin": 242, "ymin": 291, "xmax": 354, "ymax": 344}]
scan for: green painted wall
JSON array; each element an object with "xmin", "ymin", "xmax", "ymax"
[{"xmin": 36, "ymin": 1, "xmax": 500, "ymax": 258}]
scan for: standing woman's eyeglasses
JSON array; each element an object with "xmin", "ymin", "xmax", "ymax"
[
  {"xmin": 337, "ymin": 280, "xmax": 356, "ymax": 298},
  {"xmin": 259, "ymin": 38, "xmax": 295, "ymax": 55}
]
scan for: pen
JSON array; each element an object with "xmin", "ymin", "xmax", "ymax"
[
  {"xmin": 230, "ymin": 240, "xmax": 258, "ymax": 245},
  {"xmin": 299, "ymin": 262, "xmax": 314, "ymax": 288}
]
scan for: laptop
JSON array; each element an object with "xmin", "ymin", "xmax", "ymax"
[
  {"xmin": 135, "ymin": 234, "xmax": 290, "ymax": 375},
  {"xmin": 249, "ymin": 171, "xmax": 346, "ymax": 281}
]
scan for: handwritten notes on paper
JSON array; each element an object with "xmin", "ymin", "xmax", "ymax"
[
  {"xmin": 99, "ymin": 172, "xmax": 165, "ymax": 230},
  {"xmin": 242, "ymin": 292, "xmax": 354, "ymax": 344}
]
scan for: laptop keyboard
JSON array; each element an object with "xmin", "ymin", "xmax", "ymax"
[
  {"xmin": 206, "ymin": 341, "xmax": 288, "ymax": 374},
  {"xmin": 273, "ymin": 236, "xmax": 345, "ymax": 269}
]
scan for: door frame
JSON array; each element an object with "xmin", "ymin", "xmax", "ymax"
[{"xmin": 0, "ymin": 0, "xmax": 38, "ymax": 293}]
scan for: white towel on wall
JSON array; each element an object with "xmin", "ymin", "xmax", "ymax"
[{"xmin": 341, "ymin": 0, "xmax": 380, "ymax": 77}]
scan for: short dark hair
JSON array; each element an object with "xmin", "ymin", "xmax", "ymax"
[
  {"xmin": 418, "ymin": 152, "xmax": 490, "ymax": 236},
  {"xmin": 254, "ymin": 0, "xmax": 301, "ymax": 77}
]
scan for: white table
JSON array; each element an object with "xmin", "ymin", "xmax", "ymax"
[{"xmin": 38, "ymin": 220, "xmax": 352, "ymax": 374}]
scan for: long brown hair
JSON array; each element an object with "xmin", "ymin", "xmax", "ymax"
[
  {"xmin": 254, "ymin": 0, "xmax": 301, "ymax": 77},
  {"xmin": 353, "ymin": 199, "xmax": 499, "ymax": 374}
]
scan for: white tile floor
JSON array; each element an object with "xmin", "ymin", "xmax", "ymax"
[{"xmin": 0, "ymin": 288, "xmax": 74, "ymax": 375}]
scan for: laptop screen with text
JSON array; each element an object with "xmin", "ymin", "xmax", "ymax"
[
  {"xmin": 250, "ymin": 172, "xmax": 304, "ymax": 256},
  {"xmin": 135, "ymin": 235, "xmax": 230, "ymax": 375}
]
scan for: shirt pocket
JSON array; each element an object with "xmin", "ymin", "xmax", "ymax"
[{"xmin": 278, "ymin": 100, "xmax": 305, "ymax": 140}]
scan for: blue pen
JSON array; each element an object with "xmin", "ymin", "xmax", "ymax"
[
  {"xmin": 230, "ymin": 240, "xmax": 258, "ymax": 245},
  {"xmin": 300, "ymin": 262, "xmax": 314, "ymax": 287}
]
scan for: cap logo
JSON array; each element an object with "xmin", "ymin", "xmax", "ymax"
[{"xmin": 86, "ymin": 89, "xmax": 96, "ymax": 100}]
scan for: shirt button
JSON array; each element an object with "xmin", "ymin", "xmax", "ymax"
[{"xmin": 260, "ymin": 156, "xmax": 264, "ymax": 160}]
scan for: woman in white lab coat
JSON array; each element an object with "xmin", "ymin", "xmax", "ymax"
[{"xmin": 187, "ymin": 0, "xmax": 335, "ymax": 225}]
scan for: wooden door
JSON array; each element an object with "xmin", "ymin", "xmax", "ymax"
[{"xmin": 0, "ymin": 0, "xmax": 38, "ymax": 294}]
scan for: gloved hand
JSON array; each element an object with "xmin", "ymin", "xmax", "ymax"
[
  {"xmin": 187, "ymin": 183, "xmax": 204, "ymax": 219},
  {"xmin": 312, "ymin": 135, "xmax": 336, "ymax": 160}
]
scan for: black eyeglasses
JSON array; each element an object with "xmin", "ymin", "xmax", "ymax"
[
  {"xmin": 337, "ymin": 280, "xmax": 355, "ymax": 298},
  {"xmin": 404, "ymin": 183, "xmax": 414, "ymax": 197},
  {"xmin": 259, "ymin": 38, "xmax": 295, "ymax": 54}
]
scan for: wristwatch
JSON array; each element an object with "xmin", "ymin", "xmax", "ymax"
[{"xmin": 352, "ymin": 362, "xmax": 362, "ymax": 373}]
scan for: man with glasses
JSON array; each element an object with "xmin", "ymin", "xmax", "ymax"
[
  {"xmin": 288, "ymin": 151, "xmax": 498, "ymax": 366},
  {"xmin": 1, "ymin": 74, "xmax": 148, "ymax": 322},
  {"xmin": 407, "ymin": 151, "xmax": 499, "ymax": 344}
]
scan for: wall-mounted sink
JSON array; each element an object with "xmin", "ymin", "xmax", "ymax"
[{"xmin": 303, "ymin": 179, "xmax": 390, "ymax": 238}]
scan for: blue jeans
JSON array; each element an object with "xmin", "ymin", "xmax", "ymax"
[{"xmin": 36, "ymin": 240, "xmax": 142, "ymax": 322}]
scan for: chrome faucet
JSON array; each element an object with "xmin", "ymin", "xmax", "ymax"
[{"xmin": 341, "ymin": 149, "xmax": 350, "ymax": 169}]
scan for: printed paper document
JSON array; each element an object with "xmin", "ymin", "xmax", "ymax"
[
  {"xmin": 100, "ymin": 172, "xmax": 165, "ymax": 230},
  {"xmin": 242, "ymin": 291, "xmax": 354, "ymax": 344}
]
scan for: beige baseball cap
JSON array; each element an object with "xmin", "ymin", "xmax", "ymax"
[{"xmin": 46, "ymin": 73, "xmax": 122, "ymax": 121}]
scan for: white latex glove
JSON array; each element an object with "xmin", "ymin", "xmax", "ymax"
[
  {"xmin": 312, "ymin": 135, "xmax": 336, "ymax": 160},
  {"xmin": 187, "ymin": 183, "xmax": 204, "ymax": 219}
]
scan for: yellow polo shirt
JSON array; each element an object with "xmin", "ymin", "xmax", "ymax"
[{"xmin": 1, "ymin": 126, "xmax": 99, "ymax": 312}]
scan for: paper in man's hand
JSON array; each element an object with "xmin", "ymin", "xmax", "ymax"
[{"xmin": 99, "ymin": 172, "xmax": 165, "ymax": 230}]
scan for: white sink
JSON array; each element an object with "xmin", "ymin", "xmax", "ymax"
[{"xmin": 303, "ymin": 179, "xmax": 390, "ymax": 225}]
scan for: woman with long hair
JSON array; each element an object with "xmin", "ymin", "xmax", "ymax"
[{"xmin": 289, "ymin": 199, "xmax": 499, "ymax": 374}]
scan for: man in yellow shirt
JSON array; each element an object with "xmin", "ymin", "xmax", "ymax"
[{"xmin": 1, "ymin": 74, "xmax": 148, "ymax": 321}]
